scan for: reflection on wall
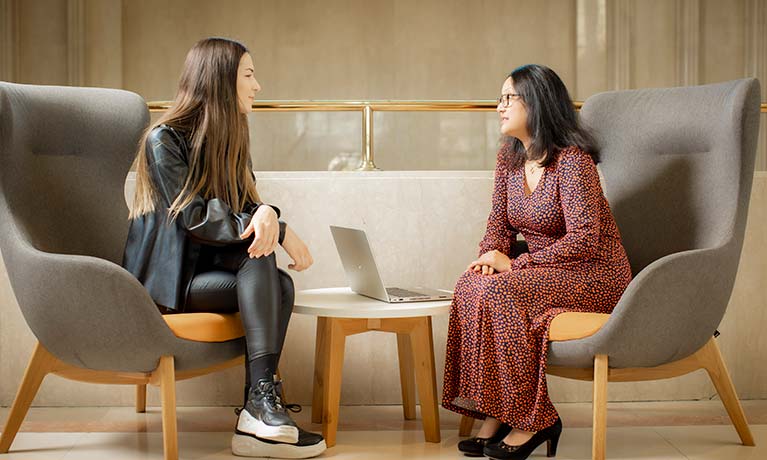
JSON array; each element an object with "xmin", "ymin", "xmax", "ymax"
[
  {"xmin": 248, "ymin": 112, "xmax": 361, "ymax": 171},
  {"xmin": 327, "ymin": 152, "xmax": 362, "ymax": 171},
  {"xmin": 248, "ymin": 111, "xmax": 502, "ymax": 171},
  {"xmin": 375, "ymin": 112, "xmax": 502, "ymax": 171}
]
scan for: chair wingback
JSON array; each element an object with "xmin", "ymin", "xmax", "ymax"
[
  {"xmin": 548, "ymin": 79, "xmax": 761, "ymax": 369},
  {"xmin": 0, "ymin": 82, "xmax": 149, "ymax": 264},
  {"xmin": 0, "ymin": 83, "xmax": 186, "ymax": 371},
  {"xmin": 582, "ymin": 78, "xmax": 760, "ymax": 276}
]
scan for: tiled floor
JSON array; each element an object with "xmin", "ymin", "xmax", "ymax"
[{"xmin": 1, "ymin": 401, "xmax": 765, "ymax": 459}]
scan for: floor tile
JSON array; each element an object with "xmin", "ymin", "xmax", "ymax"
[
  {"xmin": 554, "ymin": 427, "xmax": 688, "ymax": 460},
  {"xmin": 1, "ymin": 404, "xmax": 766, "ymax": 459},
  {"xmin": 655, "ymin": 424, "xmax": 767, "ymax": 460},
  {"xmin": 4, "ymin": 400, "xmax": 767, "ymax": 433},
  {"xmin": 1, "ymin": 433, "xmax": 82, "ymax": 460},
  {"xmin": 61, "ymin": 432, "xmax": 235, "ymax": 460}
]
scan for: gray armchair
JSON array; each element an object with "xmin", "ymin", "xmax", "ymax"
[
  {"xmin": 0, "ymin": 82, "xmax": 247, "ymax": 460},
  {"xmin": 459, "ymin": 78, "xmax": 760, "ymax": 460}
]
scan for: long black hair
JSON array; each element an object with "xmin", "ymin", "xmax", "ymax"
[{"xmin": 501, "ymin": 64, "xmax": 599, "ymax": 168}]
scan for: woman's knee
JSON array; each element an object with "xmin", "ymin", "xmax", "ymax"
[
  {"xmin": 454, "ymin": 270, "xmax": 477, "ymax": 295},
  {"xmin": 278, "ymin": 269, "xmax": 295, "ymax": 311},
  {"xmin": 238, "ymin": 252, "xmax": 278, "ymax": 276}
]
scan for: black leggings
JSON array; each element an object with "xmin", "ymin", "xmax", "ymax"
[{"xmin": 185, "ymin": 243, "xmax": 294, "ymax": 400}]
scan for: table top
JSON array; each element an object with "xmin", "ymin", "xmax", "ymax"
[{"xmin": 294, "ymin": 287, "xmax": 452, "ymax": 318}]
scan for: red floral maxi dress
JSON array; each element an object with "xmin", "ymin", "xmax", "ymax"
[{"xmin": 442, "ymin": 146, "xmax": 632, "ymax": 432}]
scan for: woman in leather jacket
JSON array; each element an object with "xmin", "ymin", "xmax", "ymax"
[{"xmin": 122, "ymin": 37, "xmax": 325, "ymax": 459}]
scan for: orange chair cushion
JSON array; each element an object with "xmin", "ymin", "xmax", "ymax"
[
  {"xmin": 548, "ymin": 312, "xmax": 610, "ymax": 341},
  {"xmin": 163, "ymin": 312, "xmax": 245, "ymax": 342}
]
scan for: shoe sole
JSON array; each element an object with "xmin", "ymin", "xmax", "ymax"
[
  {"xmin": 231, "ymin": 434, "xmax": 327, "ymax": 459},
  {"xmin": 457, "ymin": 445, "xmax": 484, "ymax": 457},
  {"xmin": 236, "ymin": 409, "xmax": 299, "ymax": 444}
]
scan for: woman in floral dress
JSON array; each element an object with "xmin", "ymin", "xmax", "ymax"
[{"xmin": 442, "ymin": 64, "xmax": 632, "ymax": 460}]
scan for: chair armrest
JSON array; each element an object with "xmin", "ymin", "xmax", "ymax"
[
  {"xmin": 549, "ymin": 245, "xmax": 738, "ymax": 369},
  {"xmin": 4, "ymin": 241, "xmax": 179, "ymax": 372},
  {"xmin": 549, "ymin": 312, "xmax": 610, "ymax": 341}
]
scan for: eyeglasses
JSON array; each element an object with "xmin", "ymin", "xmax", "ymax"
[{"xmin": 497, "ymin": 93, "xmax": 520, "ymax": 108}]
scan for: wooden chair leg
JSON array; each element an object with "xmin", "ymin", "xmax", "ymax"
[
  {"xmin": 312, "ymin": 317, "xmax": 329, "ymax": 424},
  {"xmin": 0, "ymin": 342, "xmax": 57, "ymax": 453},
  {"xmin": 459, "ymin": 415, "xmax": 475, "ymax": 437},
  {"xmin": 136, "ymin": 384, "xmax": 147, "ymax": 413},
  {"xmin": 410, "ymin": 317, "xmax": 441, "ymax": 443},
  {"xmin": 592, "ymin": 354, "xmax": 608, "ymax": 460},
  {"xmin": 322, "ymin": 318, "xmax": 346, "ymax": 448},
  {"xmin": 156, "ymin": 356, "xmax": 178, "ymax": 460},
  {"xmin": 697, "ymin": 338, "xmax": 755, "ymax": 446},
  {"xmin": 396, "ymin": 332, "xmax": 416, "ymax": 420}
]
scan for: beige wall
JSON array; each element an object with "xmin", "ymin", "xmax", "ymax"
[{"xmin": 1, "ymin": 0, "xmax": 765, "ymax": 170}]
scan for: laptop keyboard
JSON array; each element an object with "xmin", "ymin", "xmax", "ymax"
[{"xmin": 386, "ymin": 287, "xmax": 428, "ymax": 298}]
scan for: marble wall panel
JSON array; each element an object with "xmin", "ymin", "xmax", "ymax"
[
  {"xmin": 701, "ymin": 0, "xmax": 746, "ymax": 86},
  {"xmin": 16, "ymin": 0, "xmax": 68, "ymax": 86},
  {"xmin": 83, "ymin": 0, "xmax": 122, "ymax": 88},
  {"xmin": 631, "ymin": 0, "xmax": 678, "ymax": 89}
]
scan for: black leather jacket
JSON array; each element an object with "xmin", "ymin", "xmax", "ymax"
[{"xmin": 122, "ymin": 125, "xmax": 285, "ymax": 311}]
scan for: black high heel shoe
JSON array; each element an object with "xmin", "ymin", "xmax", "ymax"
[
  {"xmin": 483, "ymin": 417, "xmax": 562, "ymax": 460},
  {"xmin": 457, "ymin": 423, "xmax": 513, "ymax": 457}
]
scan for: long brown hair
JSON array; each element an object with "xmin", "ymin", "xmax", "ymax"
[{"xmin": 129, "ymin": 37, "xmax": 260, "ymax": 219}]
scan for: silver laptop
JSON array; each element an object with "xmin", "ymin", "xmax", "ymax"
[{"xmin": 330, "ymin": 226, "xmax": 453, "ymax": 303}]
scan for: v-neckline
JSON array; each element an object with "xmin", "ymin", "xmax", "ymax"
[{"xmin": 522, "ymin": 167, "xmax": 546, "ymax": 198}]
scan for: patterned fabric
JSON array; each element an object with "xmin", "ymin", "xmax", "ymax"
[{"xmin": 442, "ymin": 146, "xmax": 632, "ymax": 431}]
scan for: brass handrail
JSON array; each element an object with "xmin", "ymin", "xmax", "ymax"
[{"xmin": 147, "ymin": 101, "xmax": 767, "ymax": 171}]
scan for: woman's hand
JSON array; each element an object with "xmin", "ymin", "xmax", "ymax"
[
  {"xmin": 282, "ymin": 225, "xmax": 313, "ymax": 271},
  {"xmin": 468, "ymin": 250, "xmax": 512, "ymax": 275},
  {"xmin": 240, "ymin": 205, "xmax": 279, "ymax": 258}
]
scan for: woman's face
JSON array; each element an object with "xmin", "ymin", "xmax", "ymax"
[
  {"xmin": 236, "ymin": 53, "xmax": 261, "ymax": 114},
  {"xmin": 497, "ymin": 77, "xmax": 528, "ymax": 140}
]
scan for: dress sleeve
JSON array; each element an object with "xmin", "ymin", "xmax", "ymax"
[
  {"xmin": 512, "ymin": 148, "xmax": 601, "ymax": 269},
  {"xmin": 147, "ymin": 127, "xmax": 280, "ymax": 246},
  {"xmin": 478, "ymin": 152, "xmax": 518, "ymax": 257}
]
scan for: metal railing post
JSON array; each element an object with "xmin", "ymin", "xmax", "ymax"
[{"xmin": 357, "ymin": 105, "xmax": 379, "ymax": 171}]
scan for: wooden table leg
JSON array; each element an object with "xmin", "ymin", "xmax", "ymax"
[
  {"xmin": 410, "ymin": 316, "xmax": 441, "ymax": 443},
  {"xmin": 322, "ymin": 318, "xmax": 346, "ymax": 447},
  {"xmin": 396, "ymin": 333, "xmax": 417, "ymax": 420},
  {"xmin": 459, "ymin": 415, "xmax": 475, "ymax": 436},
  {"xmin": 136, "ymin": 384, "xmax": 147, "ymax": 413},
  {"xmin": 311, "ymin": 317, "xmax": 329, "ymax": 424}
]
